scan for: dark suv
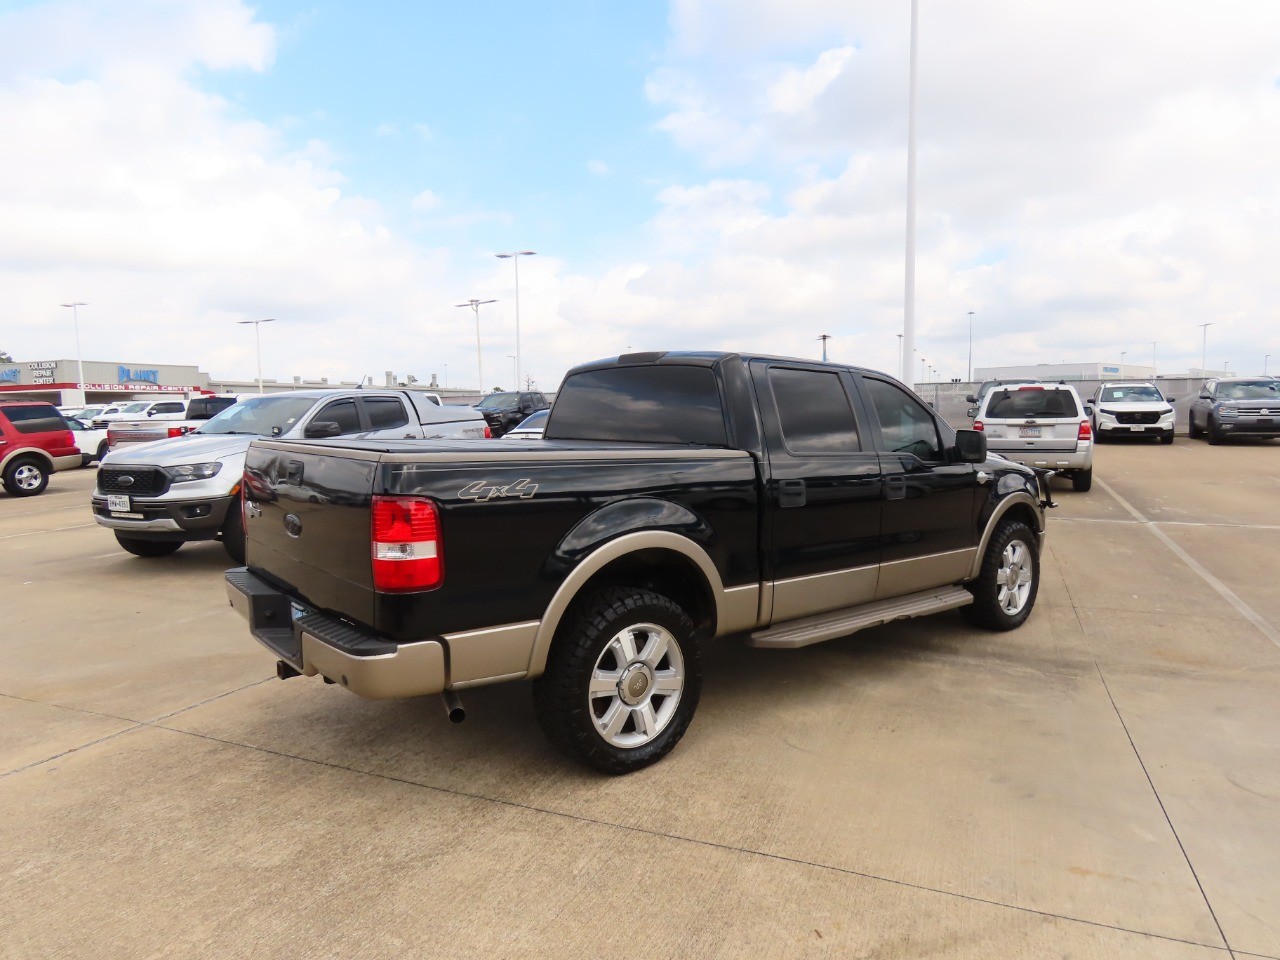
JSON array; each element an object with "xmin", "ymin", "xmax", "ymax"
[
  {"xmin": 0, "ymin": 401, "xmax": 81, "ymax": 496},
  {"xmin": 474, "ymin": 390, "xmax": 550, "ymax": 437}
]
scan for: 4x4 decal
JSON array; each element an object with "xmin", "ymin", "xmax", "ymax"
[{"xmin": 458, "ymin": 478, "xmax": 538, "ymax": 502}]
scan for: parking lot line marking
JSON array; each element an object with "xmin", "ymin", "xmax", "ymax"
[
  {"xmin": 1097, "ymin": 477, "xmax": 1280, "ymax": 649},
  {"xmin": 0, "ymin": 523, "xmax": 96, "ymax": 541},
  {"xmin": 1057, "ymin": 517, "xmax": 1280, "ymax": 531}
]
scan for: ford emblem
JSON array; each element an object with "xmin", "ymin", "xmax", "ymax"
[
  {"xmin": 118, "ymin": 475, "xmax": 134, "ymax": 487},
  {"xmin": 284, "ymin": 514, "xmax": 303, "ymax": 538}
]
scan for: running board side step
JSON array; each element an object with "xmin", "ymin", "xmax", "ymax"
[{"xmin": 745, "ymin": 586, "xmax": 974, "ymax": 649}]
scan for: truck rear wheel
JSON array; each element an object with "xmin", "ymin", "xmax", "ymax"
[
  {"xmin": 532, "ymin": 587, "xmax": 702, "ymax": 774},
  {"xmin": 962, "ymin": 520, "xmax": 1039, "ymax": 631},
  {"xmin": 114, "ymin": 533, "xmax": 183, "ymax": 558}
]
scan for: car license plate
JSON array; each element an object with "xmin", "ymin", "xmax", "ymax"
[
  {"xmin": 1019, "ymin": 426, "xmax": 1041, "ymax": 438},
  {"xmin": 107, "ymin": 494, "xmax": 130, "ymax": 511}
]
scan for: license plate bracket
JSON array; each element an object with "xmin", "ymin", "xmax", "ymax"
[
  {"xmin": 107, "ymin": 494, "xmax": 130, "ymax": 511},
  {"xmin": 1019, "ymin": 426, "xmax": 1041, "ymax": 438}
]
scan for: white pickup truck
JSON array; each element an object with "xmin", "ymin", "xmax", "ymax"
[
  {"xmin": 106, "ymin": 395, "xmax": 241, "ymax": 450},
  {"xmin": 92, "ymin": 389, "xmax": 490, "ymax": 562}
]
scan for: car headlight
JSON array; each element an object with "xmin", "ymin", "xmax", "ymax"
[
  {"xmin": 1216, "ymin": 405, "xmax": 1239, "ymax": 417},
  {"xmin": 1098, "ymin": 408, "xmax": 1119, "ymax": 417},
  {"xmin": 163, "ymin": 462, "xmax": 222, "ymax": 482},
  {"xmin": 1160, "ymin": 407, "xmax": 1174, "ymax": 416}
]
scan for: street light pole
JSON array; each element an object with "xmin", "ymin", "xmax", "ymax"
[
  {"xmin": 456, "ymin": 299, "xmax": 498, "ymax": 395},
  {"xmin": 817, "ymin": 333, "xmax": 831, "ymax": 361},
  {"xmin": 920, "ymin": 357, "xmax": 927, "ymax": 383},
  {"xmin": 60, "ymin": 302, "xmax": 87, "ymax": 402},
  {"xmin": 901, "ymin": 0, "xmax": 919, "ymax": 383},
  {"xmin": 1266, "ymin": 354, "xmax": 1271, "ymax": 376},
  {"xmin": 507, "ymin": 355, "xmax": 517, "ymax": 389},
  {"xmin": 1199, "ymin": 322, "xmax": 1214, "ymax": 377},
  {"xmin": 896, "ymin": 334, "xmax": 903, "ymax": 376},
  {"xmin": 967, "ymin": 310, "xmax": 974, "ymax": 382},
  {"xmin": 236, "ymin": 318, "xmax": 277, "ymax": 393},
  {"xmin": 495, "ymin": 251, "xmax": 536, "ymax": 391},
  {"xmin": 1120, "ymin": 350, "xmax": 1126, "ymax": 376}
]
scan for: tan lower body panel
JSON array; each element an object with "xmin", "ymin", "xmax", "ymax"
[
  {"xmin": 443, "ymin": 621, "xmax": 538, "ymax": 688},
  {"xmin": 302, "ymin": 633, "xmax": 446, "ymax": 700},
  {"xmin": 769, "ymin": 565, "xmax": 879, "ymax": 623},
  {"xmin": 875, "ymin": 548, "xmax": 975, "ymax": 600}
]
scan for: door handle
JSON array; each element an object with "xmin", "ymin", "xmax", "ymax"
[
  {"xmin": 884, "ymin": 476, "xmax": 906, "ymax": 501},
  {"xmin": 777, "ymin": 479, "xmax": 806, "ymax": 508}
]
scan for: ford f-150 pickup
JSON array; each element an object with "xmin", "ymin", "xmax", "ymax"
[{"xmin": 226, "ymin": 352, "xmax": 1053, "ymax": 773}]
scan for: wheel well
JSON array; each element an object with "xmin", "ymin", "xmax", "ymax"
[
  {"xmin": 2, "ymin": 450, "xmax": 53, "ymax": 472},
  {"xmin": 565, "ymin": 548, "xmax": 717, "ymax": 640},
  {"xmin": 1000, "ymin": 501, "xmax": 1043, "ymax": 545}
]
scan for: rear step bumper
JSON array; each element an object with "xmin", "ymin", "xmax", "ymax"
[{"xmin": 225, "ymin": 567, "xmax": 447, "ymax": 699}]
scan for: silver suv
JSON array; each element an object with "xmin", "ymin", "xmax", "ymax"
[
  {"xmin": 974, "ymin": 382, "xmax": 1094, "ymax": 491},
  {"xmin": 1086, "ymin": 381, "xmax": 1175, "ymax": 444}
]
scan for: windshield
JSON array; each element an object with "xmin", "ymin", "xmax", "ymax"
[
  {"xmin": 195, "ymin": 395, "xmax": 320, "ymax": 437},
  {"xmin": 476, "ymin": 392, "xmax": 520, "ymax": 410},
  {"xmin": 1102, "ymin": 385, "xmax": 1163, "ymax": 402},
  {"xmin": 1216, "ymin": 380, "xmax": 1279, "ymax": 400}
]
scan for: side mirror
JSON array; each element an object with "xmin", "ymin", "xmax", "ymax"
[
  {"xmin": 1164, "ymin": 396, "xmax": 1177, "ymax": 403},
  {"xmin": 304, "ymin": 421, "xmax": 343, "ymax": 439},
  {"xmin": 954, "ymin": 429, "xmax": 986, "ymax": 463},
  {"xmin": 964, "ymin": 394, "xmax": 978, "ymax": 404},
  {"xmin": 147, "ymin": 410, "xmax": 158, "ymax": 417},
  {"xmin": 520, "ymin": 403, "xmax": 534, "ymax": 414},
  {"xmin": 965, "ymin": 406, "xmax": 978, "ymax": 419},
  {"xmin": 1198, "ymin": 389, "xmax": 1212, "ymax": 399}
]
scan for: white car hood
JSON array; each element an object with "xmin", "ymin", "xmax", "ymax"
[
  {"xmin": 1096, "ymin": 401, "xmax": 1169, "ymax": 411},
  {"xmin": 103, "ymin": 433, "xmax": 258, "ymax": 464}
]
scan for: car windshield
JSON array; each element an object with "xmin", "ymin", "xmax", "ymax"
[
  {"xmin": 119, "ymin": 402, "xmax": 151, "ymax": 413},
  {"xmin": 1102, "ymin": 385, "xmax": 1162, "ymax": 402},
  {"xmin": 986, "ymin": 388, "xmax": 1080, "ymax": 419},
  {"xmin": 476, "ymin": 392, "xmax": 520, "ymax": 410},
  {"xmin": 194, "ymin": 395, "xmax": 320, "ymax": 437},
  {"xmin": 1217, "ymin": 380, "xmax": 1280, "ymax": 400}
]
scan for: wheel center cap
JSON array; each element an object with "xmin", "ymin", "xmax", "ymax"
[
  {"xmin": 618, "ymin": 663, "xmax": 654, "ymax": 705},
  {"xmin": 1005, "ymin": 565, "xmax": 1021, "ymax": 589}
]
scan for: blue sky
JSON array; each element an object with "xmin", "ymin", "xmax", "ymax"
[{"xmin": 2, "ymin": 0, "xmax": 1279, "ymax": 390}]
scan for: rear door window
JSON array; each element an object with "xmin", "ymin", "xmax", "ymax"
[
  {"xmin": 363, "ymin": 397, "xmax": 410, "ymax": 430},
  {"xmin": 768, "ymin": 367, "xmax": 860, "ymax": 454}
]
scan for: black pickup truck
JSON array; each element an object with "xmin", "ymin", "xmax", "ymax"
[{"xmin": 227, "ymin": 352, "xmax": 1052, "ymax": 773}]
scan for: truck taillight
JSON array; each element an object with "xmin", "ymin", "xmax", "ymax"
[
  {"xmin": 167, "ymin": 426, "xmax": 190, "ymax": 438},
  {"xmin": 1078, "ymin": 420, "xmax": 1092, "ymax": 440},
  {"xmin": 973, "ymin": 420, "xmax": 984, "ymax": 431},
  {"xmin": 483, "ymin": 424, "xmax": 492, "ymax": 439},
  {"xmin": 371, "ymin": 496, "xmax": 443, "ymax": 592}
]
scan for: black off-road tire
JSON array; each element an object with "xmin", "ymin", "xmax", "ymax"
[
  {"xmin": 221, "ymin": 498, "xmax": 246, "ymax": 564},
  {"xmin": 1072, "ymin": 467, "xmax": 1093, "ymax": 492},
  {"xmin": 532, "ymin": 587, "xmax": 702, "ymax": 775},
  {"xmin": 2, "ymin": 457, "xmax": 49, "ymax": 497},
  {"xmin": 1207, "ymin": 416, "xmax": 1225, "ymax": 445},
  {"xmin": 114, "ymin": 533, "xmax": 183, "ymax": 558},
  {"xmin": 962, "ymin": 520, "xmax": 1040, "ymax": 631},
  {"xmin": 1188, "ymin": 416, "xmax": 1202, "ymax": 439}
]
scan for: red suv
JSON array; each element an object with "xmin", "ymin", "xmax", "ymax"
[{"xmin": 0, "ymin": 401, "xmax": 81, "ymax": 496}]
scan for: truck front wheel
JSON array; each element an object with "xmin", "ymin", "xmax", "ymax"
[
  {"xmin": 532, "ymin": 587, "xmax": 702, "ymax": 774},
  {"xmin": 114, "ymin": 533, "xmax": 182, "ymax": 558},
  {"xmin": 962, "ymin": 520, "xmax": 1040, "ymax": 631},
  {"xmin": 221, "ymin": 498, "xmax": 246, "ymax": 564}
]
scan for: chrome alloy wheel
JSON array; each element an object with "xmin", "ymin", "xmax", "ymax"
[
  {"xmin": 998, "ymin": 538, "xmax": 1034, "ymax": 616},
  {"xmin": 13, "ymin": 463, "xmax": 43, "ymax": 491},
  {"xmin": 588, "ymin": 621, "xmax": 685, "ymax": 749}
]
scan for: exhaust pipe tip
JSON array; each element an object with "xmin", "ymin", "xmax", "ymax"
[{"xmin": 442, "ymin": 689, "xmax": 465, "ymax": 724}]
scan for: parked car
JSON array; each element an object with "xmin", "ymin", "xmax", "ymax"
[
  {"xmin": 92, "ymin": 389, "xmax": 490, "ymax": 562},
  {"xmin": 474, "ymin": 390, "xmax": 551, "ymax": 437},
  {"xmin": 1085, "ymin": 382, "xmax": 1176, "ymax": 444},
  {"xmin": 67, "ymin": 417, "xmax": 110, "ymax": 466},
  {"xmin": 1188, "ymin": 378, "xmax": 1280, "ymax": 444},
  {"xmin": 973, "ymin": 382, "xmax": 1094, "ymax": 491},
  {"xmin": 91, "ymin": 399, "xmax": 188, "ymax": 428},
  {"xmin": 0, "ymin": 401, "xmax": 81, "ymax": 496},
  {"xmin": 501, "ymin": 409, "xmax": 549, "ymax": 439},
  {"xmin": 59, "ymin": 404, "xmax": 110, "ymax": 422}
]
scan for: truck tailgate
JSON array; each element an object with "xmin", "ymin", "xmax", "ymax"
[{"xmin": 243, "ymin": 441, "xmax": 383, "ymax": 626}]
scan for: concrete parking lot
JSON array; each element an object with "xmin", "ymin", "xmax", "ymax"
[{"xmin": 3, "ymin": 438, "xmax": 1279, "ymax": 959}]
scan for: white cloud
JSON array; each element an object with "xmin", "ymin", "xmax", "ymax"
[
  {"xmin": 587, "ymin": 159, "xmax": 610, "ymax": 177},
  {"xmin": 410, "ymin": 189, "xmax": 441, "ymax": 212}
]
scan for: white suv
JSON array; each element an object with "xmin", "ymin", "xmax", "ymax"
[
  {"xmin": 1086, "ymin": 381, "xmax": 1175, "ymax": 444},
  {"xmin": 974, "ymin": 382, "xmax": 1094, "ymax": 491}
]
